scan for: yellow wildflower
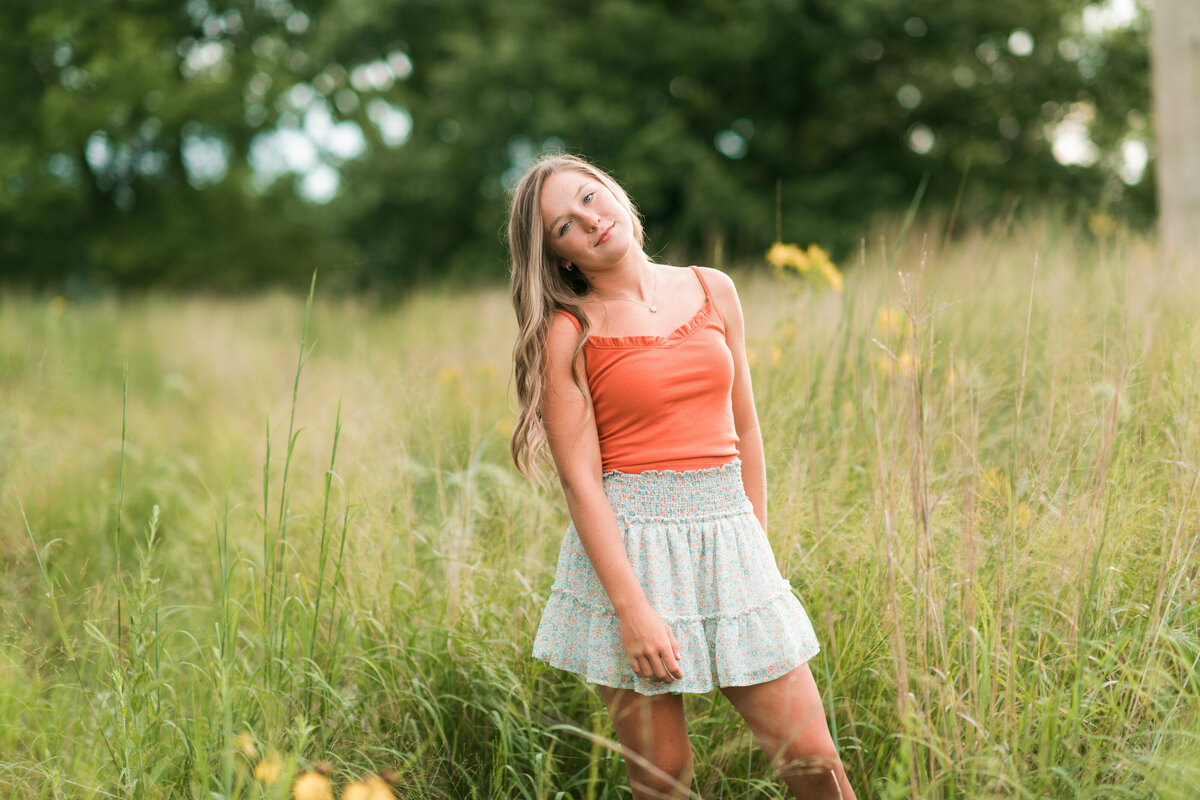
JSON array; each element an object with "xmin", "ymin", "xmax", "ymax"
[
  {"xmin": 438, "ymin": 366, "xmax": 460, "ymax": 386},
  {"xmin": 235, "ymin": 731, "xmax": 258, "ymax": 759},
  {"xmin": 981, "ymin": 468, "xmax": 1006, "ymax": 499},
  {"xmin": 817, "ymin": 258, "xmax": 844, "ymax": 292},
  {"xmin": 873, "ymin": 306, "xmax": 907, "ymax": 337},
  {"xmin": 767, "ymin": 242, "xmax": 809, "ymax": 275},
  {"xmin": 293, "ymin": 762, "xmax": 334, "ymax": 800},
  {"xmin": 342, "ymin": 774, "xmax": 394, "ymax": 800},
  {"xmin": 254, "ymin": 753, "xmax": 283, "ymax": 785},
  {"xmin": 767, "ymin": 242, "xmax": 843, "ymax": 291},
  {"xmin": 770, "ymin": 346, "xmax": 782, "ymax": 368},
  {"xmin": 50, "ymin": 296, "xmax": 67, "ymax": 316}
]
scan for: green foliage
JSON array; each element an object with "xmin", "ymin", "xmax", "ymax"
[
  {"xmin": 0, "ymin": 0, "xmax": 1153, "ymax": 292},
  {"xmin": 0, "ymin": 0, "xmax": 351, "ymax": 292},
  {"xmin": 332, "ymin": 0, "xmax": 1155, "ymax": 281}
]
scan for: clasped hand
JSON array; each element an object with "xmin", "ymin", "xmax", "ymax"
[{"xmin": 619, "ymin": 603, "xmax": 684, "ymax": 683}]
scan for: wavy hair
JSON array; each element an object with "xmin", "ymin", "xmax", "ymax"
[{"xmin": 507, "ymin": 154, "xmax": 645, "ymax": 477}]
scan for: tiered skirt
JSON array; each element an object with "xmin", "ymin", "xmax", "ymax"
[{"xmin": 532, "ymin": 459, "xmax": 820, "ymax": 695}]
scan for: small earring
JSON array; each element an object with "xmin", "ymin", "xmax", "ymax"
[{"xmin": 563, "ymin": 262, "xmax": 573, "ymax": 271}]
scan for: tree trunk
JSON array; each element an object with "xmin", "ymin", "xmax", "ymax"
[{"xmin": 1153, "ymin": 0, "xmax": 1200, "ymax": 262}]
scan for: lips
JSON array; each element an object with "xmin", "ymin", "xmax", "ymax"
[{"xmin": 596, "ymin": 222, "xmax": 615, "ymax": 246}]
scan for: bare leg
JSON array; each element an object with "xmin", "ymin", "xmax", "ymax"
[
  {"xmin": 597, "ymin": 686, "xmax": 694, "ymax": 800},
  {"xmin": 720, "ymin": 664, "xmax": 856, "ymax": 800}
]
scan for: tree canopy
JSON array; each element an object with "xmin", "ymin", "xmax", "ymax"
[{"xmin": 0, "ymin": 0, "xmax": 1153, "ymax": 293}]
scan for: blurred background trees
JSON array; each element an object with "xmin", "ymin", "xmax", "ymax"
[{"xmin": 0, "ymin": 0, "xmax": 1153, "ymax": 294}]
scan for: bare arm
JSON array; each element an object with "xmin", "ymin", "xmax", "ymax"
[
  {"xmin": 541, "ymin": 313, "xmax": 684, "ymax": 682},
  {"xmin": 703, "ymin": 268, "xmax": 768, "ymax": 533}
]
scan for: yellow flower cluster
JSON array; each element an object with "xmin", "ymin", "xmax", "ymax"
[
  {"xmin": 766, "ymin": 242, "xmax": 843, "ymax": 292},
  {"xmin": 341, "ymin": 774, "xmax": 397, "ymax": 800},
  {"xmin": 874, "ymin": 352, "xmax": 919, "ymax": 378},
  {"xmin": 978, "ymin": 468, "xmax": 1033, "ymax": 527},
  {"xmin": 292, "ymin": 764, "xmax": 334, "ymax": 800},
  {"xmin": 247, "ymin": 737, "xmax": 396, "ymax": 800},
  {"xmin": 873, "ymin": 306, "xmax": 907, "ymax": 337}
]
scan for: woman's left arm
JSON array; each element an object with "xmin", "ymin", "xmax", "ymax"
[{"xmin": 702, "ymin": 267, "xmax": 768, "ymax": 533}]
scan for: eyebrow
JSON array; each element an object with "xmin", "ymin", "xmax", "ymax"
[{"xmin": 547, "ymin": 182, "xmax": 590, "ymax": 234}]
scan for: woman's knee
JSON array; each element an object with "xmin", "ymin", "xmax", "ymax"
[
  {"xmin": 620, "ymin": 724, "xmax": 694, "ymax": 787},
  {"xmin": 767, "ymin": 732, "xmax": 849, "ymax": 799},
  {"xmin": 600, "ymin": 687, "xmax": 693, "ymax": 797},
  {"xmin": 626, "ymin": 740, "xmax": 694, "ymax": 798},
  {"xmin": 772, "ymin": 723, "xmax": 841, "ymax": 771},
  {"xmin": 656, "ymin": 737, "xmax": 695, "ymax": 779}
]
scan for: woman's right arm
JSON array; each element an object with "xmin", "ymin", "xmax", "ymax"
[{"xmin": 541, "ymin": 313, "xmax": 684, "ymax": 684}]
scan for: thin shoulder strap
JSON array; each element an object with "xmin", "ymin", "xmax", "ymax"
[
  {"xmin": 554, "ymin": 307, "xmax": 583, "ymax": 333},
  {"xmin": 689, "ymin": 265, "xmax": 712, "ymax": 302}
]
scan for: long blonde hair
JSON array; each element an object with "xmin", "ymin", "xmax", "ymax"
[{"xmin": 507, "ymin": 154, "xmax": 646, "ymax": 477}]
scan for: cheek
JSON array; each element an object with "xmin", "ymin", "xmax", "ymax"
[
  {"xmin": 546, "ymin": 233, "xmax": 578, "ymax": 260},
  {"xmin": 567, "ymin": 227, "xmax": 590, "ymax": 245},
  {"xmin": 610, "ymin": 199, "xmax": 632, "ymax": 225}
]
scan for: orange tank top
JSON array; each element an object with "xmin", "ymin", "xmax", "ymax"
[{"xmin": 555, "ymin": 266, "xmax": 740, "ymax": 474}]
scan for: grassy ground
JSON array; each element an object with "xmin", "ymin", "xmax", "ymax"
[{"xmin": 2, "ymin": 219, "xmax": 1198, "ymax": 798}]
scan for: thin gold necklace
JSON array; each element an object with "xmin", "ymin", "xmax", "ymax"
[{"xmin": 583, "ymin": 265, "xmax": 659, "ymax": 313}]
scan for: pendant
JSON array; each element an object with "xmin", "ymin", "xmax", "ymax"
[{"xmin": 650, "ymin": 306, "xmax": 657, "ymax": 312}]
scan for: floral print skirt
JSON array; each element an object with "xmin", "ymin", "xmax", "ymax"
[{"xmin": 532, "ymin": 459, "xmax": 820, "ymax": 695}]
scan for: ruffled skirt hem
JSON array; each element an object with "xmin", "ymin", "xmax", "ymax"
[{"xmin": 533, "ymin": 587, "xmax": 820, "ymax": 695}]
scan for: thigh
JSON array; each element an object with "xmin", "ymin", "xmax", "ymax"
[
  {"xmin": 720, "ymin": 664, "xmax": 839, "ymax": 764},
  {"xmin": 597, "ymin": 686, "xmax": 694, "ymax": 798}
]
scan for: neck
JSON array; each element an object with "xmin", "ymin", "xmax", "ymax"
[{"xmin": 582, "ymin": 254, "xmax": 655, "ymax": 302}]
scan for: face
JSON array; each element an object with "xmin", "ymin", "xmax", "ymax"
[{"xmin": 538, "ymin": 168, "xmax": 632, "ymax": 271}]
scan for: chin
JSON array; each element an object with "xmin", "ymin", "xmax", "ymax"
[{"xmin": 606, "ymin": 236, "xmax": 633, "ymax": 259}]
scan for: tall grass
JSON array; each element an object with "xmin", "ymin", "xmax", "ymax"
[{"xmin": 1, "ymin": 218, "xmax": 1197, "ymax": 798}]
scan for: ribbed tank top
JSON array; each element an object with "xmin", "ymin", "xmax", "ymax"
[{"xmin": 555, "ymin": 266, "xmax": 740, "ymax": 474}]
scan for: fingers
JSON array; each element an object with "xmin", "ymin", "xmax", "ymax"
[
  {"xmin": 631, "ymin": 654, "xmax": 677, "ymax": 682},
  {"xmin": 662, "ymin": 648, "xmax": 685, "ymax": 682},
  {"xmin": 667, "ymin": 627, "xmax": 682, "ymax": 663},
  {"xmin": 628, "ymin": 641, "xmax": 685, "ymax": 683},
  {"xmin": 650, "ymin": 653, "xmax": 672, "ymax": 682},
  {"xmin": 621, "ymin": 609, "xmax": 686, "ymax": 683}
]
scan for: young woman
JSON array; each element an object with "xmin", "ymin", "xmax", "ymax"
[{"xmin": 508, "ymin": 154, "xmax": 856, "ymax": 800}]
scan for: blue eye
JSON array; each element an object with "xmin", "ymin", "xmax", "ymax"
[{"xmin": 556, "ymin": 191, "xmax": 595, "ymax": 237}]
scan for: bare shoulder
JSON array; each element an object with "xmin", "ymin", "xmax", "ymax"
[
  {"xmin": 546, "ymin": 310, "xmax": 582, "ymax": 357},
  {"xmin": 692, "ymin": 265, "xmax": 743, "ymax": 321}
]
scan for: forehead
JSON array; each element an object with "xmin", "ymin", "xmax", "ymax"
[{"xmin": 540, "ymin": 169, "xmax": 593, "ymax": 213}]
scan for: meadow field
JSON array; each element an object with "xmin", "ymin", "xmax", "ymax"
[{"xmin": 2, "ymin": 220, "xmax": 1198, "ymax": 798}]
